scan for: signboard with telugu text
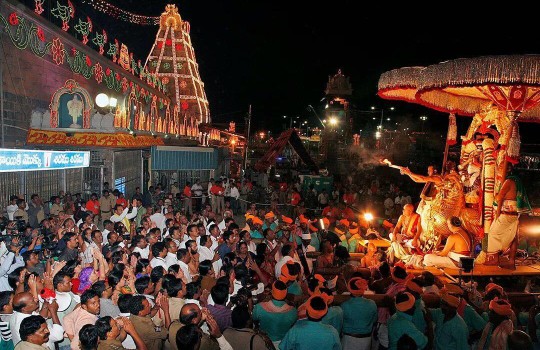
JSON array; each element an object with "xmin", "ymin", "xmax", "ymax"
[{"xmin": 0, "ymin": 149, "xmax": 90, "ymax": 172}]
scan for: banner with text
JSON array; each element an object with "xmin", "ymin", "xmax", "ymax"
[{"xmin": 0, "ymin": 149, "xmax": 90, "ymax": 172}]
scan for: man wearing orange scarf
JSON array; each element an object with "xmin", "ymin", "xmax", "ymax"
[
  {"xmin": 341, "ymin": 277, "xmax": 377, "ymax": 350},
  {"xmin": 279, "ymin": 296, "xmax": 341, "ymax": 350},
  {"xmin": 252, "ymin": 280, "xmax": 297, "ymax": 349},
  {"xmin": 376, "ymin": 265, "xmax": 410, "ymax": 349},
  {"xmin": 387, "ymin": 292, "xmax": 428, "ymax": 350},
  {"xmin": 478, "ymin": 298, "xmax": 514, "ymax": 350},
  {"xmin": 407, "ymin": 279, "xmax": 429, "ymax": 334},
  {"xmin": 427, "ymin": 290, "xmax": 469, "ymax": 349},
  {"xmin": 443, "ymin": 283, "xmax": 486, "ymax": 343}
]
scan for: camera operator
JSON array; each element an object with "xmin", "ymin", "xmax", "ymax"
[
  {"xmin": 113, "ymin": 222, "xmax": 130, "ymax": 247},
  {"xmin": 0, "ymin": 236, "xmax": 25, "ymax": 291},
  {"xmin": 13, "ymin": 199, "xmax": 29, "ymax": 225}
]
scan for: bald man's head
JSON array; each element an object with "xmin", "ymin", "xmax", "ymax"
[
  {"xmin": 179, "ymin": 303, "xmax": 201, "ymax": 325},
  {"xmin": 13, "ymin": 292, "xmax": 39, "ymax": 313},
  {"xmin": 402, "ymin": 204, "xmax": 414, "ymax": 216}
]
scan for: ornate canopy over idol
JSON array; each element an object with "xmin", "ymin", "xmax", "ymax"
[
  {"xmin": 377, "ymin": 55, "xmax": 540, "ymax": 259},
  {"xmin": 378, "ymin": 55, "xmax": 540, "ymax": 121}
]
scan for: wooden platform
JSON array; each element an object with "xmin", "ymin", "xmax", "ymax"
[
  {"xmin": 410, "ymin": 265, "xmax": 540, "ymax": 277},
  {"xmin": 443, "ymin": 264, "xmax": 540, "ymax": 277},
  {"xmin": 406, "ymin": 263, "xmax": 540, "ymax": 286},
  {"xmin": 406, "ymin": 266, "xmax": 446, "ymax": 276}
]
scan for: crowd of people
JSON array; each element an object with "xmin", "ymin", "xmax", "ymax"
[{"xmin": 0, "ymin": 168, "xmax": 536, "ymax": 350}]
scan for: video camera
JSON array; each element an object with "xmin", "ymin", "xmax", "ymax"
[{"xmin": 0, "ymin": 218, "xmax": 33, "ymax": 247}]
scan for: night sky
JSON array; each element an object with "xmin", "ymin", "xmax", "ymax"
[{"xmin": 70, "ymin": 1, "xmax": 540, "ymax": 140}]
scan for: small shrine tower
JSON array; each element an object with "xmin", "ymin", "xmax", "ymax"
[
  {"xmin": 324, "ymin": 69, "xmax": 353, "ymax": 137},
  {"xmin": 321, "ymin": 70, "xmax": 353, "ymax": 170},
  {"xmin": 145, "ymin": 4, "xmax": 210, "ymax": 129}
]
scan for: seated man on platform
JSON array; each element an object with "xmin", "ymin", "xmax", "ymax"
[
  {"xmin": 423, "ymin": 217, "xmax": 472, "ymax": 268},
  {"xmin": 388, "ymin": 204, "xmax": 421, "ymax": 262}
]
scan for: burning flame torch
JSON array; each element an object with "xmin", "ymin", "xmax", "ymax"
[{"xmin": 381, "ymin": 158, "xmax": 405, "ymax": 170}]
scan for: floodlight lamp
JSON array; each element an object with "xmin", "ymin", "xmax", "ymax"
[{"xmin": 95, "ymin": 93, "xmax": 109, "ymax": 108}]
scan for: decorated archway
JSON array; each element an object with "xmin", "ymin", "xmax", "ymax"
[{"xmin": 49, "ymin": 79, "xmax": 93, "ymax": 128}]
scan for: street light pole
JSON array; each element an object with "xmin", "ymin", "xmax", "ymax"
[
  {"xmin": 243, "ymin": 105, "xmax": 252, "ymax": 171},
  {"xmin": 420, "ymin": 115, "xmax": 427, "ymax": 151},
  {"xmin": 307, "ymin": 105, "xmax": 325, "ymax": 128},
  {"xmin": 283, "ymin": 115, "xmax": 293, "ymax": 129}
]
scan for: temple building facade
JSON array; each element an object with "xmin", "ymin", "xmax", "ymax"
[{"xmin": 0, "ymin": 0, "xmax": 237, "ymax": 207}]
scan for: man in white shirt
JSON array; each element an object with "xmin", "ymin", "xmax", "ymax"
[
  {"xmin": 10, "ymin": 292, "xmax": 64, "ymax": 350},
  {"xmin": 229, "ymin": 182, "xmax": 240, "ymax": 212},
  {"xmin": 101, "ymin": 220, "xmax": 114, "ymax": 241},
  {"xmin": 0, "ymin": 242, "xmax": 25, "ymax": 291},
  {"xmin": 149, "ymin": 242, "xmax": 168, "ymax": 269},
  {"xmin": 165, "ymin": 240, "xmax": 179, "ymax": 268},
  {"xmin": 117, "ymin": 294, "xmax": 136, "ymax": 349},
  {"xmin": 167, "ymin": 226, "xmax": 184, "ymax": 247},
  {"xmin": 218, "ymin": 216, "xmax": 233, "ymax": 233},
  {"xmin": 6, "ymin": 195, "xmax": 19, "ymax": 221},
  {"xmin": 198, "ymin": 235, "xmax": 217, "ymax": 262},
  {"xmin": 208, "ymin": 224, "xmax": 221, "ymax": 251},
  {"xmin": 300, "ymin": 232, "xmax": 316, "ymax": 274},
  {"xmin": 177, "ymin": 248, "xmax": 193, "ymax": 283},
  {"xmin": 207, "ymin": 179, "xmax": 214, "ymax": 209},
  {"xmin": 275, "ymin": 244, "xmax": 296, "ymax": 279},
  {"xmin": 199, "ymin": 230, "xmax": 222, "ymax": 274},
  {"xmin": 149, "ymin": 206, "xmax": 167, "ymax": 233},
  {"xmin": 191, "ymin": 180, "xmax": 204, "ymax": 211},
  {"xmin": 131, "ymin": 235, "xmax": 149, "ymax": 259},
  {"xmin": 110, "ymin": 202, "xmax": 138, "ymax": 233}
]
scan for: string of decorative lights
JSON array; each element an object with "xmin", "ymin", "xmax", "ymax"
[{"xmin": 80, "ymin": 0, "xmax": 159, "ymax": 25}]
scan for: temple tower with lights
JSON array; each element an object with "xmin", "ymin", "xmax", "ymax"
[
  {"xmin": 322, "ymin": 70, "xmax": 353, "ymax": 169},
  {"xmin": 145, "ymin": 4, "xmax": 210, "ymax": 133}
]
